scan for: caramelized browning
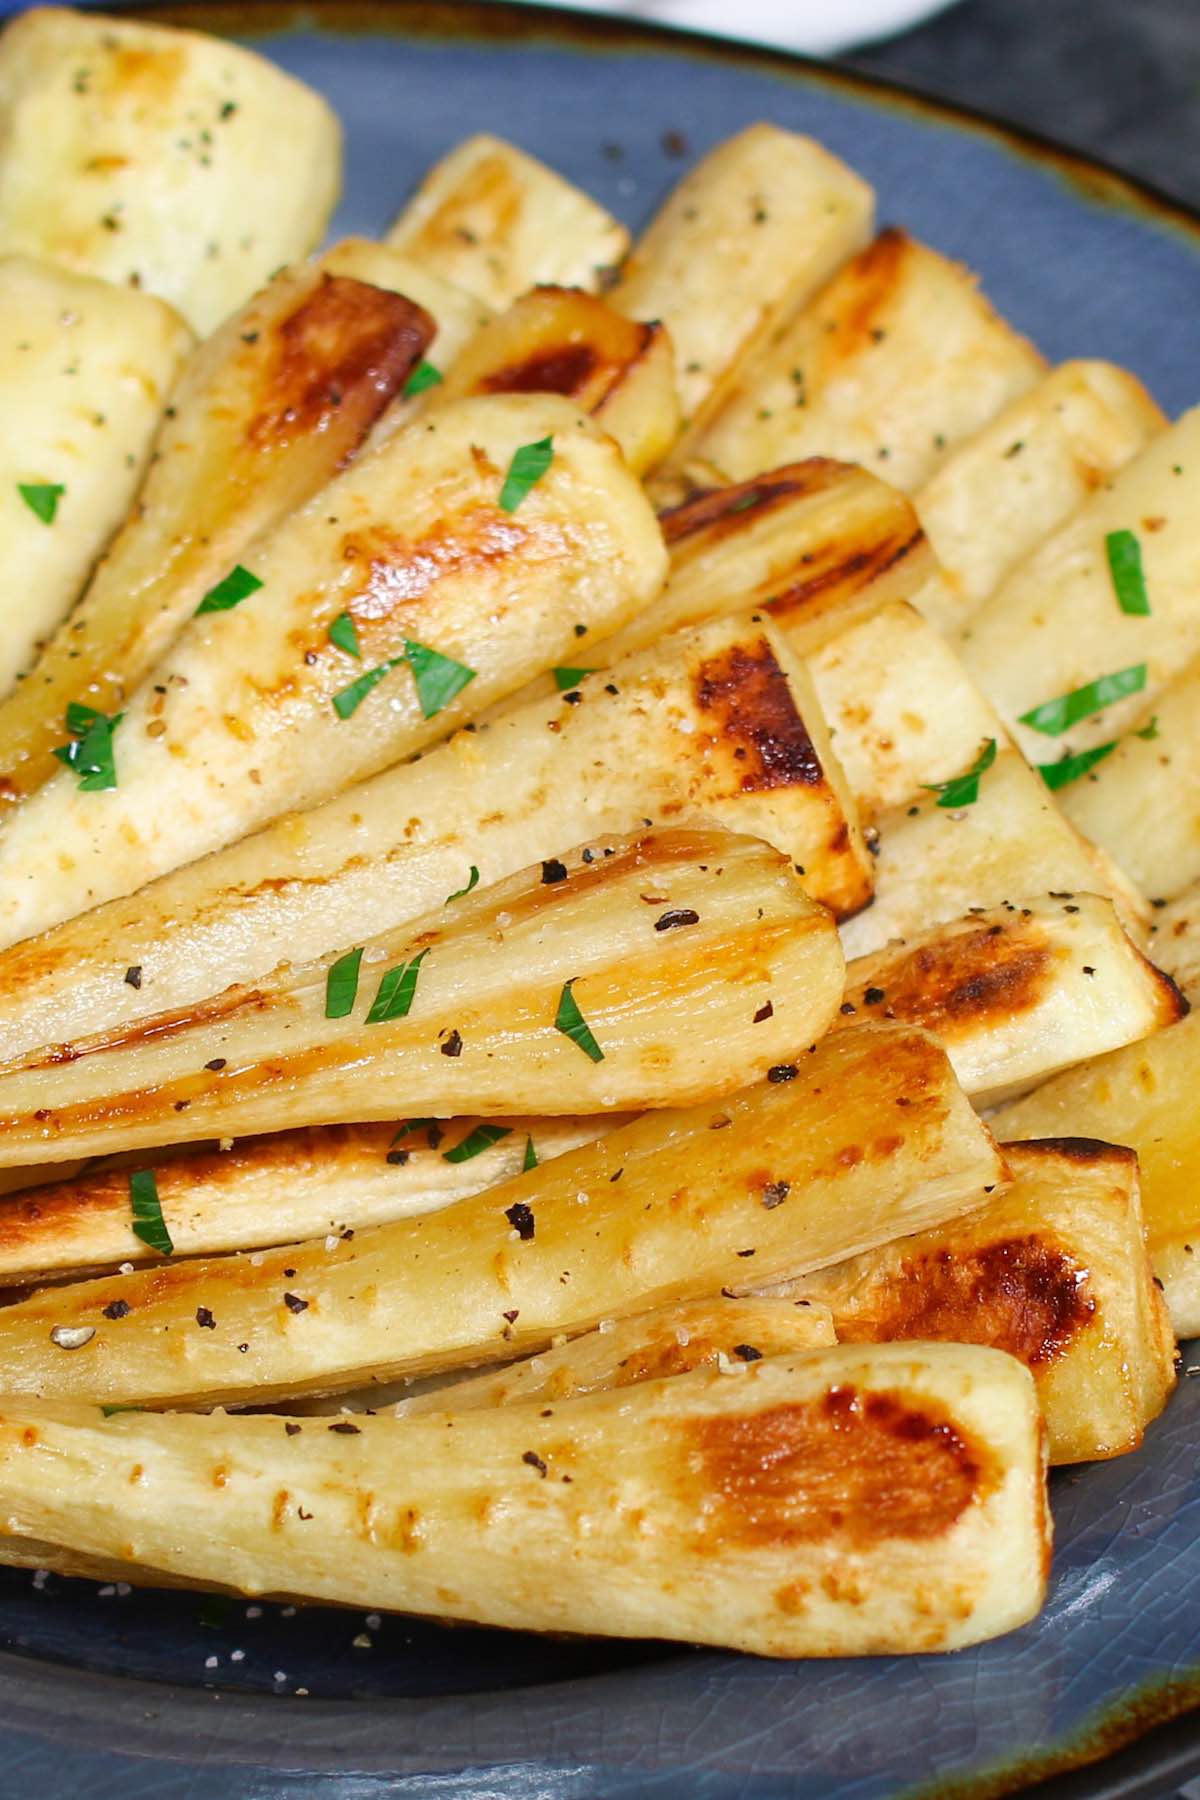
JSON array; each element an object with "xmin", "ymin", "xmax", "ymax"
[
  {"xmin": 819, "ymin": 228, "xmax": 910, "ymax": 359},
  {"xmin": 764, "ymin": 526, "xmax": 924, "ymax": 620},
  {"xmin": 844, "ymin": 926, "xmax": 1056, "ymax": 1039},
  {"xmin": 658, "ymin": 460, "xmax": 846, "ymax": 545},
  {"xmin": 481, "ymin": 341, "xmax": 601, "ymax": 396},
  {"xmin": 336, "ymin": 507, "xmax": 543, "ymax": 627},
  {"xmin": 693, "ymin": 639, "xmax": 824, "ymax": 791}
]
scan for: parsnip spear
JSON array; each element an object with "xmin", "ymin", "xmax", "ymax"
[
  {"xmin": 1149, "ymin": 882, "xmax": 1200, "ymax": 994},
  {"xmin": 0, "ymin": 261, "xmax": 435, "ymax": 805},
  {"xmin": 0, "ymin": 394, "xmax": 667, "ymax": 948},
  {"xmin": 0, "ymin": 1024, "xmax": 1002, "ymax": 1407},
  {"xmin": 0, "ymin": 827, "xmax": 845, "ymax": 1165},
  {"xmin": 780, "ymin": 1140, "xmax": 1175, "ymax": 1464},
  {"xmin": 0, "ymin": 1345, "xmax": 1049, "ymax": 1655}
]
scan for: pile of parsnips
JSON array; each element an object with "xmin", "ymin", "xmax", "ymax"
[{"xmin": 0, "ymin": 4, "xmax": 1194, "ymax": 1659}]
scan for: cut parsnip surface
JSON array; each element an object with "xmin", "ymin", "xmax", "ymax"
[
  {"xmin": 778, "ymin": 1140, "xmax": 1175, "ymax": 1465},
  {"xmin": 0, "ymin": 257, "xmax": 193, "ymax": 698},
  {"xmin": 840, "ymin": 748, "xmax": 1152, "ymax": 960},
  {"xmin": 610, "ymin": 124, "xmax": 874, "ymax": 427},
  {"xmin": 1150, "ymin": 883, "xmax": 1200, "ymax": 996},
  {"xmin": 0, "ymin": 1345, "xmax": 1049, "ymax": 1655},
  {"xmin": 0, "ymin": 8, "xmax": 342, "ymax": 332},
  {"xmin": 962, "ymin": 411, "xmax": 1200, "ymax": 760},
  {"xmin": 993, "ymin": 1014, "xmax": 1200, "ymax": 1339},
  {"xmin": 0, "ymin": 829, "xmax": 845, "ymax": 1164},
  {"xmin": 0, "ymin": 614, "xmax": 866, "ymax": 1063},
  {"xmin": 0, "ymin": 263, "xmax": 435, "ymax": 806},
  {"xmin": 0, "ymin": 395, "xmax": 666, "ymax": 948},
  {"xmin": 912, "ymin": 360, "xmax": 1164, "ymax": 631},
  {"xmin": 837, "ymin": 894, "xmax": 1185, "ymax": 1106},
  {"xmin": 0, "ymin": 1025, "xmax": 1002, "ymax": 1406},
  {"xmin": 428, "ymin": 285, "xmax": 679, "ymax": 476},
  {"xmin": 687, "ymin": 230, "xmax": 1045, "ymax": 490},
  {"xmin": 386, "ymin": 134, "xmax": 627, "ymax": 309},
  {"xmin": 1058, "ymin": 658, "xmax": 1200, "ymax": 904},
  {"xmin": 0, "ymin": 1118, "xmax": 619, "ymax": 1284}
]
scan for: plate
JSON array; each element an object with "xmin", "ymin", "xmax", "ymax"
[{"xmin": 2, "ymin": 4, "xmax": 1200, "ymax": 1795}]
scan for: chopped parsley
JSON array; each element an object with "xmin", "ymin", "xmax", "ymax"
[
  {"xmin": 554, "ymin": 978, "xmax": 604, "ymax": 1062},
  {"xmin": 391, "ymin": 1118, "xmax": 439, "ymax": 1144},
  {"xmin": 921, "ymin": 737, "xmax": 996, "ymax": 809},
  {"xmin": 1037, "ymin": 743, "xmax": 1119, "ymax": 791},
  {"xmin": 523, "ymin": 1134, "xmax": 538, "ymax": 1172},
  {"xmin": 365, "ymin": 948, "xmax": 427, "ymax": 1023},
  {"xmin": 328, "ymin": 610, "xmax": 361, "ymax": 658},
  {"xmin": 332, "ymin": 656, "xmax": 402, "ymax": 719},
  {"xmin": 53, "ymin": 701, "xmax": 123, "ymax": 790},
  {"xmin": 325, "ymin": 946, "xmax": 364, "ymax": 1018},
  {"xmin": 332, "ymin": 640, "xmax": 475, "ymax": 722},
  {"xmin": 1136, "ymin": 716, "xmax": 1160, "ymax": 741},
  {"xmin": 100, "ymin": 1404, "xmax": 142, "ymax": 1418},
  {"xmin": 195, "ymin": 564, "xmax": 263, "ymax": 615},
  {"xmin": 1018, "ymin": 665, "xmax": 1147, "ymax": 737},
  {"xmin": 553, "ymin": 666, "xmax": 595, "ymax": 691},
  {"xmin": 129, "ymin": 1169, "xmax": 173, "ymax": 1256},
  {"xmin": 446, "ymin": 865, "xmax": 480, "ymax": 903},
  {"xmin": 498, "ymin": 436, "xmax": 554, "ymax": 512},
  {"xmin": 444, "ymin": 1123, "xmax": 512, "ymax": 1163},
  {"xmin": 403, "ymin": 359, "xmax": 443, "ymax": 398},
  {"xmin": 18, "ymin": 481, "xmax": 64, "ymax": 524},
  {"xmin": 1105, "ymin": 530, "xmax": 1150, "ymax": 616}
]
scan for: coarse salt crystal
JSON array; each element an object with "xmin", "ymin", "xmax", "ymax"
[
  {"xmin": 598, "ymin": 1319, "xmax": 614, "ymax": 1335},
  {"xmin": 675, "ymin": 1328, "xmax": 690, "ymax": 1347},
  {"xmin": 219, "ymin": 1137, "xmax": 234, "ymax": 1152},
  {"xmin": 204, "ymin": 1655, "xmax": 219, "ymax": 1669},
  {"xmin": 245, "ymin": 1605, "xmax": 263, "ymax": 1619},
  {"xmin": 230, "ymin": 1649, "xmax": 245, "ymax": 1662}
]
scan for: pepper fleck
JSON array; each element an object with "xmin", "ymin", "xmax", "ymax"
[
  {"xmin": 440, "ymin": 1029, "xmax": 464, "ymax": 1058},
  {"xmin": 283, "ymin": 1293, "xmax": 308, "ymax": 1314},
  {"xmin": 767, "ymin": 1064, "xmax": 798, "ymax": 1083},
  {"xmin": 505, "ymin": 1200, "xmax": 535, "ymax": 1241},
  {"xmin": 654, "ymin": 908, "xmax": 700, "ymax": 932},
  {"xmin": 733, "ymin": 1344, "xmax": 763, "ymax": 1362},
  {"xmin": 124, "ymin": 966, "xmax": 142, "ymax": 989},
  {"xmin": 541, "ymin": 858, "xmax": 568, "ymax": 885},
  {"xmin": 196, "ymin": 1306, "xmax": 216, "ymax": 1329},
  {"xmin": 522, "ymin": 1450, "xmax": 548, "ymax": 1477},
  {"xmin": 102, "ymin": 1298, "xmax": 131, "ymax": 1320},
  {"xmin": 762, "ymin": 1180, "xmax": 791, "ymax": 1209}
]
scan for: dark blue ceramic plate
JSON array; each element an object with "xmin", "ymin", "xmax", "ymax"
[{"xmin": 2, "ymin": 4, "xmax": 1200, "ymax": 1795}]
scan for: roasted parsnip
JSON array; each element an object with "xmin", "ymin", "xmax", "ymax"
[
  {"xmin": 0, "ymin": 1345, "xmax": 1050, "ymax": 1655},
  {"xmin": 779, "ymin": 1140, "xmax": 1175, "ymax": 1465},
  {"xmin": 0, "ymin": 614, "xmax": 867, "ymax": 1062},
  {"xmin": 837, "ymin": 895, "xmax": 1185, "ymax": 1105},
  {"xmin": 386, "ymin": 134, "xmax": 627, "ymax": 309},
  {"xmin": 0, "ymin": 395, "xmax": 666, "ymax": 946},
  {"xmin": 912, "ymin": 360, "xmax": 1164, "ymax": 631},
  {"xmin": 0, "ymin": 1025, "xmax": 1002, "ymax": 1406},
  {"xmin": 0, "ymin": 257, "xmax": 192, "ymax": 697},
  {"xmin": 993, "ymin": 1014, "xmax": 1200, "ymax": 1338},
  {"xmin": 687, "ymin": 230, "xmax": 1044, "ymax": 490},
  {"xmin": 1148, "ymin": 882, "xmax": 1200, "ymax": 996},
  {"xmin": 0, "ymin": 7, "xmax": 341, "ymax": 332},
  {"xmin": 610, "ymin": 123, "xmax": 874, "ymax": 426},
  {"xmin": 962, "ymin": 410, "xmax": 1200, "ymax": 760},
  {"xmin": 320, "ymin": 236, "xmax": 493, "ymax": 381},
  {"xmin": 0, "ymin": 262, "xmax": 435, "ymax": 806},
  {"xmin": 0, "ymin": 829, "xmax": 846, "ymax": 1164}
]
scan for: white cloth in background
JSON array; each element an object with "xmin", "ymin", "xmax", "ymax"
[{"xmin": 506, "ymin": 0, "xmax": 959, "ymax": 56}]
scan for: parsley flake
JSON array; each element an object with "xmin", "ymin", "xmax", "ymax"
[
  {"xmin": 53, "ymin": 701, "xmax": 123, "ymax": 791},
  {"xmin": 405, "ymin": 638, "xmax": 476, "ymax": 718},
  {"xmin": 1038, "ymin": 743, "xmax": 1119, "ymax": 791},
  {"xmin": 195, "ymin": 564, "xmax": 263, "ymax": 615},
  {"xmin": 498, "ymin": 436, "xmax": 554, "ymax": 512},
  {"xmin": 403, "ymin": 359, "xmax": 443, "ymax": 398},
  {"xmin": 391, "ymin": 1118, "xmax": 439, "ymax": 1144},
  {"xmin": 554, "ymin": 979, "xmax": 604, "ymax": 1062},
  {"xmin": 523, "ymin": 1134, "xmax": 538, "ymax": 1172},
  {"xmin": 553, "ymin": 666, "xmax": 595, "ymax": 691},
  {"xmin": 332, "ymin": 657, "xmax": 402, "ymax": 719},
  {"xmin": 325, "ymin": 946, "xmax": 364, "ymax": 1018},
  {"xmin": 1106, "ymin": 529, "xmax": 1150, "ymax": 615},
  {"xmin": 328, "ymin": 611, "xmax": 361, "ymax": 658},
  {"xmin": 1018, "ymin": 664, "xmax": 1147, "ymax": 737},
  {"xmin": 100, "ymin": 1404, "xmax": 142, "ymax": 1418},
  {"xmin": 365, "ymin": 948, "xmax": 427, "ymax": 1023},
  {"xmin": 18, "ymin": 481, "xmax": 64, "ymax": 524},
  {"xmin": 1136, "ymin": 716, "xmax": 1160, "ymax": 741},
  {"xmin": 444, "ymin": 1123, "xmax": 512, "ymax": 1163},
  {"xmin": 921, "ymin": 737, "xmax": 997, "ymax": 809},
  {"xmin": 129, "ymin": 1169, "xmax": 173, "ymax": 1256},
  {"xmin": 446, "ymin": 866, "xmax": 480, "ymax": 903}
]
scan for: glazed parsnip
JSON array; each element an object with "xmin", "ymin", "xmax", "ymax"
[
  {"xmin": 320, "ymin": 237, "xmax": 492, "ymax": 364},
  {"xmin": 0, "ymin": 7, "xmax": 341, "ymax": 333},
  {"xmin": 1058, "ymin": 659, "xmax": 1200, "ymax": 904},
  {"xmin": 837, "ymin": 895, "xmax": 1185, "ymax": 1105},
  {"xmin": 839, "ymin": 749, "xmax": 1152, "ymax": 959},
  {"xmin": 386, "ymin": 134, "xmax": 627, "ymax": 309},
  {"xmin": 0, "ymin": 614, "xmax": 867, "ymax": 1063},
  {"xmin": 609, "ymin": 124, "xmax": 874, "ymax": 426},
  {"xmin": 428, "ymin": 285, "xmax": 680, "ymax": 475},
  {"xmin": 778, "ymin": 1141, "xmax": 1175, "ymax": 1465},
  {"xmin": 0, "ymin": 1118, "xmax": 619, "ymax": 1284},
  {"xmin": 0, "ymin": 258, "xmax": 193, "ymax": 698},
  {"xmin": 0, "ymin": 1025, "xmax": 1002, "ymax": 1407},
  {"xmin": 0, "ymin": 262, "xmax": 435, "ymax": 805},
  {"xmin": 0, "ymin": 829, "xmax": 845, "ymax": 1165},
  {"xmin": 962, "ymin": 410, "xmax": 1200, "ymax": 761},
  {"xmin": 992, "ymin": 1014, "xmax": 1200, "ymax": 1338},
  {"xmin": 0, "ymin": 395, "xmax": 666, "ymax": 947},
  {"xmin": 1148, "ymin": 883, "xmax": 1200, "ymax": 995},
  {"xmin": 687, "ymin": 230, "xmax": 1045, "ymax": 490},
  {"xmin": 0, "ymin": 1346, "xmax": 1049, "ymax": 1655},
  {"xmin": 912, "ymin": 360, "xmax": 1164, "ymax": 631}
]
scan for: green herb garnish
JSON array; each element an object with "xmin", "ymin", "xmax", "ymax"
[
  {"xmin": 325, "ymin": 946, "xmax": 364, "ymax": 1018},
  {"xmin": 404, "ymin": 359, "xmax": 443, "ymax": 398},
  {"xmin": 391, "ymin": 1118, "xmax": 439, "ymax": 1143},
  {"xmin": 921, "ymin": 737, "xmax": 997, "ymax": 810},
  {"xmin": 523, "ymin": 1134, "xmax": 538, "ymax": 1172},
  {"xmin": 1038, "ymin": 743, "xmax": 1119, "ymax": 791},
  {"xmin": 129, "ymin": 1169, "xmax": 173, "ymax": 1256},
  {"xmin": 498, "ymin": 436, "xmax": 554, "ymax": 512},
  {"xmin": 553, "ymin": 666, "xmax": 596, "ymax": 691},
  {"xmin": 443, "ymin": 1123, "xmax": 512, "ymax": 1163},
  {"xmin": 18, "ymin": 481, "xmax": 64, "ymax": 524},
  {"xmin": 328, "ymin": 611, "xmax": 361, "ymax": 658},
  {"xmin": 100, "ymin": 1404, "xmax": 143, "ymax": 1418},
  {"xmin": 52, "ymin": 701, "xmax": 123, "ymax": 791},
  {"xmin": 365, "ymin": 948, "xmax": 427, "ymax": 1024},
  {"xmin": 446, "ymin": 866, "xmax": 480, "ymax": 903},
  {"xmin": 1018, "ymin": 664, "xmax": 1147, "ymax": 737},
  {"xmin": 195, "ymin": 564, "xmax": 263, "ymax": 615},
  {"xmin": 554, "ymin": 978, "xmax": 604, "ymax": 1062},
  {"xmin": 1105, "ymin": 529, "xmax": 1150, "ymax": 616},
  {"xmin": 1136, "ymin": 716, "xmax": 1160, "ymax": 741},
  {"xmin": 332, "ymin": 656, "xmax": 402, "ymax": 719},
  {"xmin": 405, "ymin": 639, "xmax": 476, "ymax": 718}
]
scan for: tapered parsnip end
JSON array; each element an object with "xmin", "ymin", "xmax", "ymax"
[
  {"xmin": 0, "ymin": 1344, "xmax": 1049, "ymax": 1654},
  {"xmin": 0, "ymin": 8, "xmax": 341, "ymax": 332},
  {"xmin": 993, "ymin": 1011, "xmax": 1200, "ymax": 1339},
  {"xmin": 0, "ymin": 257, "xmax": 193, "ymax": 699},
  {"xmin": 0, "ymin": 261, "xmax": 437, "ymax": 806},
  {"xmin": 0, "ymin": 828, "xmax": 846, "ymax": 1161},
  {"xmin": 386, "ymin": 134, "xmax": 627, "ymax": 309},
  {"xmin": 838, "ymin": 894, "xmax": 1186, "ymax": 1105},
  {"xmin": 913, "ymin": 359, "xmax": 1164, "ymax": 630},
  {"xmin": 319, "ymin": 237, "xmax": 493, "ymax": 371},
  {"xmin": 690, "ymin": 230, "xmax": 1045, "ymax": 491},
  {"xmin": 784, "ymin": 1139, "xmax": 1175, "ymax": 1464},
  {"xmin": 0, "ymin": 1024, "xmax": 1001, "ymax": 1407},
  {"xmin": 429, "ymin": 285, "xmax": 681, "ymax": 475},
  {"xmin": 0, "ymin": 393, "xmax": 667, "ymax": 945},
  {"xmin": 612, "ymin": 123, "xmax": 874, "ymax": 427}
]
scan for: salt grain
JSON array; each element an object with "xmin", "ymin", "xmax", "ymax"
[
  {"xmin": 230, "ymin": 1649, "xmax": 245, "ymax": 1662},
  {"xmin": 204, "ymin": 1655, "xmax": 219, "ymax": 1669},
  {"xmin": 352, "ymin": 1633, "xmax": 373, "ymax": 1649},
  {"xmin": 245, "ymin": 1604, "xmax": 263, "ymax": 1619}
]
